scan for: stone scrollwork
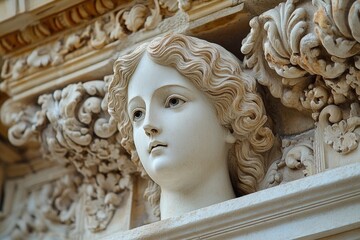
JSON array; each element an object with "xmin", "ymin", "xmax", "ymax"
[
  {"xmin": 260, "ymin": 136, "xmax": 314, "ymax": 189},
  {"xmin": 281, "ymin": 137, "xmax": 315, "ymax": 177},
  {"xmin": 242, "ymin": 0, "xmax": 360, "ymax": 157},
  {"xmin": 0, "ymin": 100, "xmax": 43, "ymax": 147},
  {"xmin": 242, "ymin": 0, "xmax": 360, "ymax": 120},
  {"xmin": 40, "ymin": 78, "xmax": 136, "ymax": 232},
  {"xmin": 1, "ymin": 78, "xmax": 136, "ymax": 232}
]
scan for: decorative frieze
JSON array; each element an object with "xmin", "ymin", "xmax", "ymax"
[
  {"xmin": 0, "ymin": 0, "xmax": 126, "ymax": 55},
  {"xmin": 0, "ymin": 0, "xmax": 177, "ymax": 95}
]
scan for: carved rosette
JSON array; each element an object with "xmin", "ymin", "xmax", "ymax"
[
  {"xmin": 319, "ymin": 102, "xmax": 360, "ymax": 154},
  {"xmin": 1, "ymin": 79, "xmax": 136, "ymax": 232},
  {"xmin": 242, "ymin": 0, "xmax": 360, "ymax": 155}
]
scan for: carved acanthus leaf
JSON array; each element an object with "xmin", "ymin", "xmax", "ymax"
[
  {"xmin": 124, "ymin": 4, "xmax": 148, "ymax": 32},
  {"xmin": 27, "ymin": 46, "xmax": 52, "ymax": 68},
  {"xmin": 145, "ymin": 0, "xmax": 163, "ymax": 30},
  {"xmin": 242, "ymin": 0, "xmax": 360, "ymax": 119}
]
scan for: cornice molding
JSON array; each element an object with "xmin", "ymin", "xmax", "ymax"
[
  {"xmin": 0, "ymin": 0, "xmax": 131, "ymax": 55},
  {"xmin": 0, "ymin": 0, "xmax": 236, "ymax": 56},
  {"xmin": 103, "ymin": 163, "xmax": 360, "ymax": 240}
]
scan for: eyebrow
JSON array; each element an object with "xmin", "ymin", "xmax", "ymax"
[{"xmin": 128, "ymin": 84, "xmax": 193, "ymax": 101}]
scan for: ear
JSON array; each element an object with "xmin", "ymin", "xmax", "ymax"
[{"xmin": 225, "ymin": 128, "xmax": 236, "ymax": 144}]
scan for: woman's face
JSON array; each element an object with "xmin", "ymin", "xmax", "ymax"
[{"xmin": 127, "ymin": 53, "xmax": 235, "ymax": 191}]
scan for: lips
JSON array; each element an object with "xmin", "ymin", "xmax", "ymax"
[{"xmin": 148, "ymin": 140, "xmax": 167, "ymax": 153}]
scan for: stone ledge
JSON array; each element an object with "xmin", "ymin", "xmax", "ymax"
[{"xmin": 103, "ymin": 163, "xmax": 360, "ymax": 240}]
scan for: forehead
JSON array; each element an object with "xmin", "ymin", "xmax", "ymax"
[{"xmin": 127, "ymin": 53, "xmax": 197, "ymax": 102}]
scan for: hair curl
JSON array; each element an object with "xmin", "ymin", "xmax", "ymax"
[{"xmin": 108, "ymin": 33, "xmax": 274, "ymax": 217}]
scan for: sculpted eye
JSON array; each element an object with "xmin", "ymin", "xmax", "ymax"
[
  {"xmin": 132, "ymin": 109, "xmax": 144, "ymax": 122},
  {"xmin": 165, "ymin": 95, "xmax": 186, "ymax": 108}
]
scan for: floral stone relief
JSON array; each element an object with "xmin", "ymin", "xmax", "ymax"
[{"xmin": 11, "ymin": 171, "xmax": 82, "ymax": 240}]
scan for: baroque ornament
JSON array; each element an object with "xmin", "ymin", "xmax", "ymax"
[
  {"xmin": 242, "ymin": 0, "xmax": 360, "ymax": 155},
  {"xmin": 322, "ymin": 103, "xmax": 360, "ymax": 154},
  {"xmin": 260, "ymin": 136, "xmax": 315, "ymax": 189},
  {"xmin": 1, "ymin": 79, "xmax": 136, "ymax": 232},
  {"xmin": 5, "ymin": 170, "xmax": 82, "ymax": 240},
  {"xmin": 242, "ymin": 0, "xmax": 360, "ymax": 118},
  {"xmin": 0, "ymin": 0, "xmax": 120, "ymax": 55},
  {"xmin": 0, "ymin": 0, "xmax": 176, "ymax": 90}
]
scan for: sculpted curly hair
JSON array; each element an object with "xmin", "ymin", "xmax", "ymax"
[{"xmin": 108, "ymin": 33, "xmax": 274, "ymax": 217}]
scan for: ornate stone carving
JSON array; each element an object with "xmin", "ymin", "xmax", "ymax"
[
  {"xmin": 0, "ymin": 0, "xmax": 232, "ymax": 58},
  {"xmin": 0, "ymin": 0, "xmax": 120, "ymax": 55},
  {"xmin": 1, "ymin": 0, "xmax": 358, "ymax": 237},
  {"xmin": 1, "ymin": 79, "xmax": 136, "ymax": 232},
  {"xmin": 242, "ymin": 0, "xmax": 360, "ymax": 120},
  {"xmin": 0, "ymin": 0, "xmax": 177, "ymax": 93},
  {"xmin": 320, "ymin": 103, "xmax": 360, "ymax": 154},
  {"xmin": 41, "ymin": 79, "xmax": 136, "ymax": 232},
  {"xmin": 3, "ymin": 169, "xmax": 82, "ymax": 240},
  {"xmin": 242, "ymin": 0, "xmax": 360, "ymax": 159},
  {"xmin": 0, "ymin": 100, "xmax": 43, "ymax": 147},
  {"xmin": 260, "ymin": 134, "xmax": 315, "ymax": 189}
]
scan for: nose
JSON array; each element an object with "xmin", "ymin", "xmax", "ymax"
[
  {"xmin": 143, "ymin": 124, "xmax": 160, "ymax": 137},
  {"xmin": 142, "ymin": 108, "xmax": 161, "ymax": 137}
]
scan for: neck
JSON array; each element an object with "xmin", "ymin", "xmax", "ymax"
[{"xmin": 159, "ymin": 165, "xmax": 235, "ymax": 219}]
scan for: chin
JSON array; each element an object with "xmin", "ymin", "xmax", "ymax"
[
  {"xmin": 148, "ymin": 157, "xmax": 183, "ymax": 182},
  {"xmin": 151, "ymin": 157, "xmax": 175, "ymax": 173}
]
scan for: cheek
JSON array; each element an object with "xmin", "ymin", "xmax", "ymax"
[
  {"xmin": 133, "ymin": 127, "xmax": 147, "ymax": 157},
  {"xmin": 185, "ymin": 120, "xmax": 222, "ymax": 150},
  {"xmin": 170, "ymin": 105, "xmax": 224, "ymax": 149}
]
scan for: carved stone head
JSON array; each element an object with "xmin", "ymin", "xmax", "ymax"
[{"xmin": 108, "ymin": 33, "xmax": 274, "ymax": 217}]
